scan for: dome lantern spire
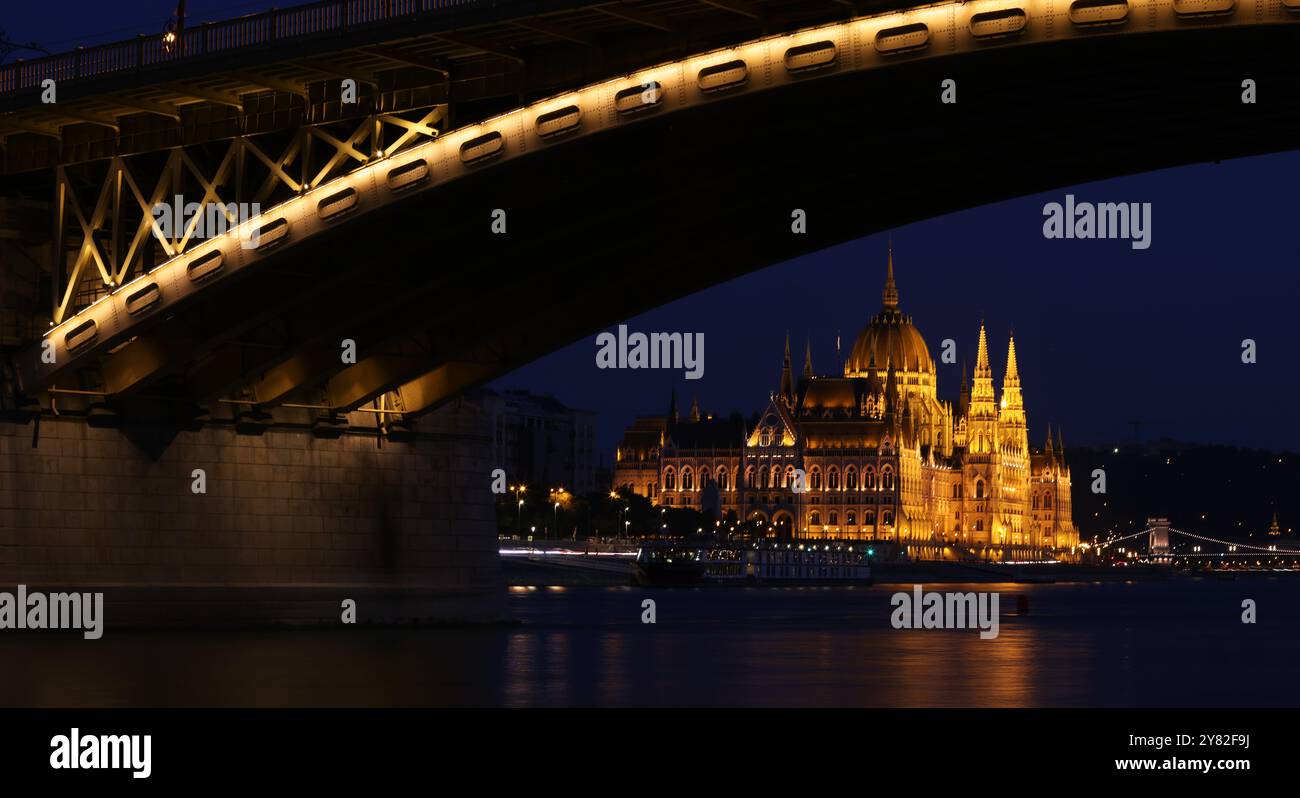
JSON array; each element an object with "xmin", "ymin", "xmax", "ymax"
[
  {"xmin": 842, "ymin": 240, "xmax": 935, "ymax": 379},
  {"xmin": 882, "ymin": 239, "xmax": 899, "ymax": 310}
]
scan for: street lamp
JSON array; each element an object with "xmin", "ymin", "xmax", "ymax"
[
  {"xmin": 607, "ymin": 491, "xmax": 623, "ymax": 540},
  {"xmin": 510, "ymin": 484, "xmax": 528, "ymax": 537}
]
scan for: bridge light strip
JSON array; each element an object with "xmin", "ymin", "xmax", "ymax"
[
  {"xmin": 1168, "ymin": 527, "xmax": 1300, "ymax": 554},
  {"xmin": 1096, "ymin": 526, "xmax": 1300, "ymax": 554},
  {"xmin": 26, "ymin": 0, "xmax": 1299, "ymax": 391}
]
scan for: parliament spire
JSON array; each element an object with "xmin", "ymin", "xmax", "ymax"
[{"xmin": 882, "ymin": 239, "xmax": 899, "ymax": 310}]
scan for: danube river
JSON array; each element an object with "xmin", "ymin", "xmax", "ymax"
[{"xmin": 3, "ymin": 578, "xmax": 1298, "ymax": 707}]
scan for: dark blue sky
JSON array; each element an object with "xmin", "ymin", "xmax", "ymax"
[
  {"xmin": 2, "ymin": 2, "xmax": 276, "ymax": 50},
  {"xmin": 499, "ymin": 154, "xmax": 1300, "ymax": 460},
  {"xmin": 7, "ymin": 2, "xmax": 1299, "ymax": 460}
]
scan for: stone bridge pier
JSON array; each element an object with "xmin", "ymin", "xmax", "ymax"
[{"xmin": 0, "ymin": 401, "xmax": 505, "ymax": 627}]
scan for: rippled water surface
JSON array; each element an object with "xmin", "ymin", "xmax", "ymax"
[{"xmin": 3, "ymin": 579, "xmax": 1297, "ymax": 707}]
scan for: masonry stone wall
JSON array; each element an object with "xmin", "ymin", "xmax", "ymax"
[{"xmin": 0, "ymin": 400, "xmax": 505, "ymax": 626}]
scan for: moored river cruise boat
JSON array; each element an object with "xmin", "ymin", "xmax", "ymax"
[{"xmin": 633, "ymin": 541, "xmax": 871, "ymax": 586}]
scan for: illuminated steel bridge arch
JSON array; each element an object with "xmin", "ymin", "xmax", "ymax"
[{"xmin": 13, "ymin": 0, "xmax": 1300, "ymax": 425}]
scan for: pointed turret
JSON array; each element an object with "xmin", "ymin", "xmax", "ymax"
[
  {"xmin": 1000, "ymin": 335, "xmax": 1024, "ymax": 414},
  {"xmin": 997, "ymin": 333, "xmax": 1028, "ymax": 461},
  {"xmin": 884, "ymin": 356, "xmax": 899, "ymax": 417},
  {"xmin": 1044, "ymin": 423, "xmax": 1055, "ymax": 457},
  {"xmin": 803, "ymin": 338, "xmax": 814, "ymax": 379},
  {"xmin": 779, "ymin": 332, "xmax": 794, "ymax": 403},
  {"xmin": 967, "ymin": 322, "xmax": 998, "ymax": 455},
  {"xmin": 689, "ymin": 395, "xmax": 701, "ymax": 423},
  {"xmin": 975, "ymin": 322, "xmax": 991, "ymax": 380},
  {"xmin": 862, "ymin": 350, "xmax": 881, "ymax": 418},
  {"xmin": 943, "ymin": 401, "xmax": 955, "ymax": 456},
  {"xmin": 958, "ymin": 360, "xmax": 970, "ymax": 419}
]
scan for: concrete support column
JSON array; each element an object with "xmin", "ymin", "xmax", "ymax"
[{"xmin": 0, "ymin": 400, "xmax": 505, "ymax": 626}]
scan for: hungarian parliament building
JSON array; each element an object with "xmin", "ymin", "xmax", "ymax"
[{"xmin": 612, "ymin": 250, "xmax": 1080, "ymax": 560}]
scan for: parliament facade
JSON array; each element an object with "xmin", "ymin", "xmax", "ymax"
[{"xmin": 612, "ymin": 250, "xmax": 1079, "ymax": 560}]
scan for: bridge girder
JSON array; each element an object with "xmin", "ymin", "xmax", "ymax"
[
  {"xmin": 35, "ymin": 108, "xmax": 444, "ymax": 329},
  {"xmin": 593, "ymin": 4, "xmax": 678, "ymax": 33},
  {"xmin": 6, "ymin": 1, "xmax": 1300, "ymax": 430},
  {"xmin": 696, "ymin": 0, "xmax": 766, "ymax": 20},
  {"xmin": 0, "ymin": 0, "xmax": 825, "ymax": 176}
]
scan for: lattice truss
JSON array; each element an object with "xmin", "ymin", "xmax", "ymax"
[{"xmin": 48, "ymin": 106, "xmax": 443, "ymax": 325}]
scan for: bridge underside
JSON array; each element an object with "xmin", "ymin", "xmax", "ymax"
[
  {"xmin": 7, "ymin": 24, "xmax": 1299, "ymax": 430},
  {"xmin": 0, "ymin": 0, "xmax": 876, "ymax": 175}
]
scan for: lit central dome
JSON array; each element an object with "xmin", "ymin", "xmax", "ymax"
[{"xmin": 843, "ymin": 247, "xmax": 935, "ymax": 377}]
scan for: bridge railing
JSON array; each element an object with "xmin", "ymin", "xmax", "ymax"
[{"xmin": 0, "ymin": 0, "xmax": 475, "ymax": 97}]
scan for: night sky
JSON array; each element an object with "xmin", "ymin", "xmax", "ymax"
[
  {"xmin": 7, "ymin": 2, "xmax": 1300, "ymax": 461},
  {"xmin": 501, "ymin": 153, "xmax": 1300, "ymax": 461}
]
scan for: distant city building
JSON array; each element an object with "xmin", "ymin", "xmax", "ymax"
[
  {"xmin": 1268, "ymin": 512, "xmax": 1281, "ymax": 537},
  {"xmin": 473, "ymin": 389, "xmax": 598, "ymax": 495},
  {"xmin": 613, "ymin": 248, "xmax": 1080, "ymax": 560}
]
